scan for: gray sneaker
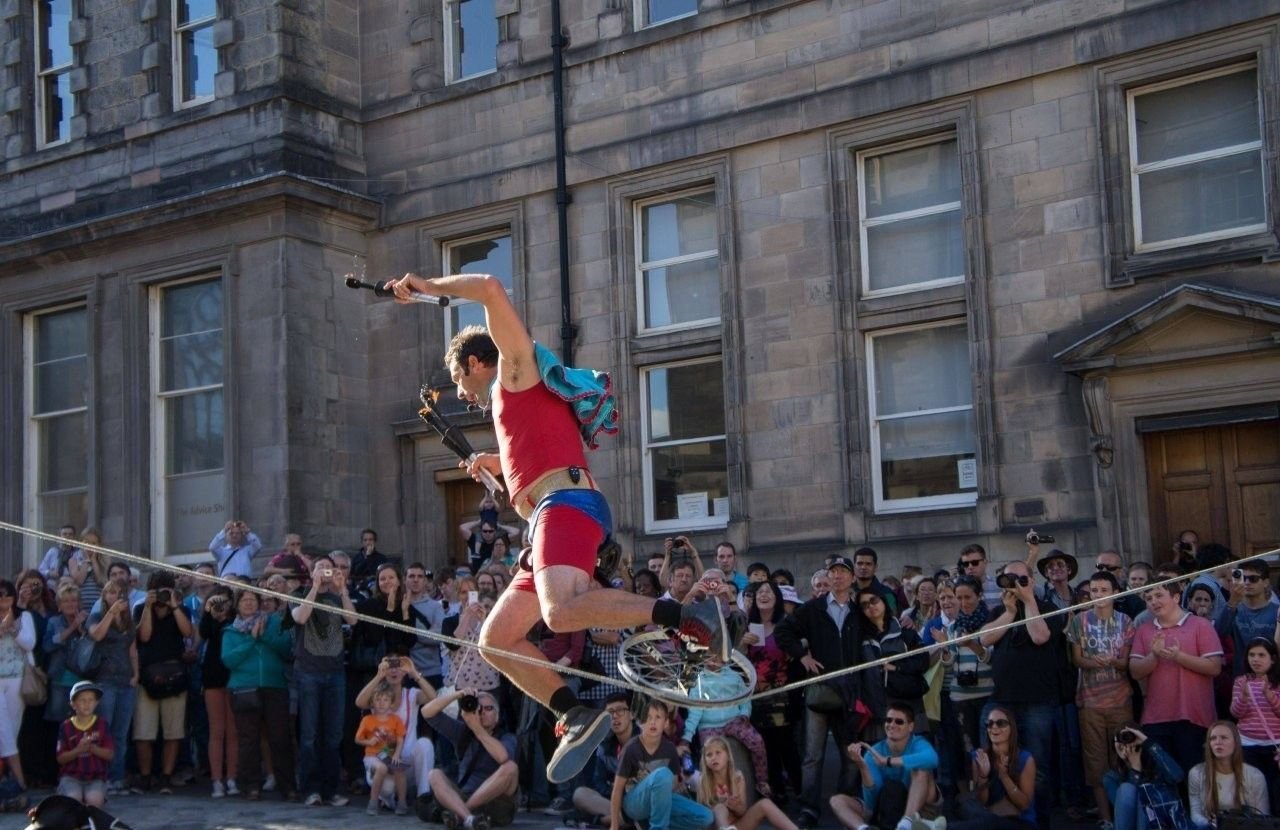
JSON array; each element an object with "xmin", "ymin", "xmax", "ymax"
[
  {"xmin": 678, "ymin": 598, "xmax": 729, "ymax": 662},
  {"xmin": 547, "ymin": 706, "xmax": 612, "ymax": 784}
]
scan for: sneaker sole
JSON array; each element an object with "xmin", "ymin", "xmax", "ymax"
[{"xmin": 546, "ymin": 709, "xmax": 612, "ymax": 784}]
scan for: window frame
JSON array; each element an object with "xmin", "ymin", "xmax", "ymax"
[
  {"xmin": 639, "ymin": 355, "xmax": 729, "ymax": 534},
  {"xmin": 633, "ymin": 187, "xmax": 721, "ymax": 335},
  {"xmin": 865, "ymin": 319, "xmax": 978, "ymax": 515},
  {"xmin": 855, "ymin": 134, "xmax": 965, "ymax": 299},
  {"xmin": 1126, "ymin": 62, "xmax": 1268, "ymax": 254},
  {"xmin": 443, "ymin": 0, "xmax": 498, "ymax": 84},
  {"xmin": 171, "ymin": 0, "xmax": 217, "ymax": 109},
  {"xmin": 23, "ymin": 301, "xmax": 90, "ymax": 560},
  {"xmin": 635, "ymin": 0, "xmax": 698, "ymax": 30},
  {"xmin": 442, "ymin": 228, "xmax": 514, "ymax": 347},
  {"xmin": 149, "ymin": 274, "xmax": 227, "ymax": 562},
  {"xmin": 33, "ymin": 0, "xmax": 74, "ymax": 149}
]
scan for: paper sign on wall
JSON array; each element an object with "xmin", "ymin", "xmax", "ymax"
[
  {"xmin": 957, "ymin": 458, "xmax": 978, "ymax": 489},
  {"xmin": 677, "ymin": 492, "xmax": 709, "ymax": 519}
]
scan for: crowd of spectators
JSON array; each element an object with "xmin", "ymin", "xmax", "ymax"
[{"xmin": 1, "ymin": 515, "xmax": 1278, "ymax": 830}]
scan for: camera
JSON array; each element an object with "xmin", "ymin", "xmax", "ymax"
[
  {"xmin": 1026, "ymin": 531, "xmax": 1055, "ymax": 545},
  {"xmin": 1232, "ymin": 568, "xmax": 1244, "ymax": 582},
  {"xmin": 956, "ymin": 670, "xmax": 979, "ymax": 688},
  {"xmin": 996, "ymin": 573, "xmax": 1030, "ymax": 590},
  {"xmin": 387, "ymin": 657, "xmax": 401, "ymax": 668},
  {"xmin": 322, "ymin": 568, "xmax": 334, "ymax": 579},
  {"xmin": 459, "ymin": 693, "xmax": 480, "ymax": 713},
  {"xmin": 1178, "ymin": 542, "xmax": 1193, "ymax": 553},
  {"xmin": 156, "ymin": 589, "xmax": 173, "ymax": 604},
  {"xmin": 1115, "ymin": 728, "xmax": 1139, "ymax": 745},
  {"xmin": 672, "ymin": 539, "xmax": 686, "ymax": 550}
]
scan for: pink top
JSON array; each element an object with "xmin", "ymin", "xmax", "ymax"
[
  {"xmin": 1230, "ymin": 675, "xmax": 1280, "ymax": 744},
  {"xmin": 1130, "ymin": 612, "xmax": 1223, "ymax": 729}
]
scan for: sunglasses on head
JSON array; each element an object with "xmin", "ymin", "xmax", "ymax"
[
  {"xmin": 986, "ymin": 718, "xmax": 1010, "ymax": 729},
  {"xmin": 883, "ymin": 716, "xmax": 908, "ymax": 726}
]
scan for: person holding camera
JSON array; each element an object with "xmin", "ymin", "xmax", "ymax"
[
  {"xmin": 422, "ymin": 688, "xmax": 519, "ymax": 830},
  {"xmin": 284, "ymin": 556, "xmax": 358, "ymax": 807},
  {"xmin": 354, "ymin": 655, "xmax": 437, "ymax": 809},
  {"xmin": 132, "ymin": 572, "xmax": 194, "ymax": 794},
  {"xmin": 209, "ymin": 521, "xmax": 261, "ymax": 580},
  {"xmin": 980, "ymin": 560, "xmax": 1068, "ymax": 830},
  {"xmin": 198, "ymin": 588, "xmax": 238, "ymax": 798},
  {"xmin": 932, "ymin": 575, "xmax": 994, "ymax": 757},
  {"xmin": 1103, "ymin": 725, "xmax": 1190, "ymax": 830}
]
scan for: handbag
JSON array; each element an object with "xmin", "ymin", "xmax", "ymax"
[
  {"xmin": 141, "ymin": 659, "xmax": 190, "ymax": 699},
  {"xmin": 1216, "ymin": 808, "xmax": 1280, "ymax": 830},
  {"xmin": 66, "ymin": 636, "xmax": 102, "ymax": 680},
  {"xmin": 229, "ymin": 688, "xmax": 262, "ymax": 713},
  {"xmin": 804, "ymin": 682, "xmax": 844, "ymax": 713},
  {"xmin": 20, "ymin": 660, "xmax": 48, "ymax": 706}
]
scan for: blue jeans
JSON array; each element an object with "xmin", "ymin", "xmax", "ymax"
[
  {"xmin": 622, "ymin": 767, "xmax": 713, "ymax": 830},
  {"xmin": 297, "ymin": 670, "xmax": 345, "ymax": 798},
  {"xmin": 1104, "ymin": 773, "xmax": 1148, "ymax": 830},
  {"xmin": 985, "ymin": 700, "xmax": 1054, "ymax": 830},
  {"xmin": 97, "ymin": 682, "xmax": 136, "ymax": 783}
]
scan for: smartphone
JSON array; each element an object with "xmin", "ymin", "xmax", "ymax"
[
  {"xmin": 468, "ymin": 590, "xmax": 479, "ymax": 606},
  {"xmin": 748, "ymin": 623, "xmax": 766, "ymax": 642}
]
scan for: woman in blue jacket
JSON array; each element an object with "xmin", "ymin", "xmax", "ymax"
[
  {"xmin": 1105, "ymin": 725, "xmax": 1190, "ymax": 830},
  {"xmin": 220, "ymin": 588, "xmax": 295, "ymax": 802}
]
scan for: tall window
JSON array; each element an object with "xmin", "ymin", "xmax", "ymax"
[
  {"xmin": 444, "ymin": 0, "xmax": 497, "ymax": 83},
  {"xmin": 173, "ymin": 0, "xmax": 216, "ymax": 106},
  {"xmin": 867, "ymin": 322, "xmax": 976, "ymax": 513},
  {"xmin": 151, "ymin": 277, "xmax": 225, "ymax": 558},
  {"xmin": 857, "ymin": 137, "xmax": 964, "ymax": 296},
  {"xmin": 34, "ymin": 0, "xmax": 73, "ymax": 147},
  {"xmin": 642, "ymin": 358, "xmax": 727, "ymax": 531},
  {"xmin": 1128, "ymin": 64, "xmax": 1266, "ymax": 251},
  {"xmin": 635, "ymin": 190, "xmax": 720, "ymax": 332},
  {"xmin": 443, "ymin": 232, "xmax": 512, "ymax": 345},
  {"xmin": 25, "ymin": 306, "xmax": 89, "ymax": 545},
  {"xmin": 637, "ymin": 0, "xmax": 697, "ymax": 28}
]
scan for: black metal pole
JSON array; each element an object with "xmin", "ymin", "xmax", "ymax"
[{"xmin": 551, "ymin": 0, "xmax": 575, "ymax": 363}]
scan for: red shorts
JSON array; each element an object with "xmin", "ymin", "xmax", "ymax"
[{"xmin": 509, "ymin": 504, "xmax": 604, "ymax": 594}]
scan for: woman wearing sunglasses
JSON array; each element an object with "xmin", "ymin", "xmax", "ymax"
[{"xmin": 949, "ymin": 706, "xmax": 1037, "ymax": 829}]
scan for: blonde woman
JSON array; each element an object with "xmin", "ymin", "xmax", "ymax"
[
  {"xmin": 87, "ymin": 578, "xmax": 138, "ymax": 793},
  {"xmin": 1188, "ymin": 721, "xmax": 1269, "ymax": 828}
]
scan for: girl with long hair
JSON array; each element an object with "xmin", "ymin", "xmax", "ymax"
[
  {"xmin": 857, "ymin": 588, "xmax": 929, "ymax": 734},
  {"xmin": 697, "ymin": 735, "xmax": 799, "ymax": 830},
  {"xmin": 14, "ymin": 568, "xmax": 56, "ymax": 786},
  {"xmin": 199, "ymin": 586, "xmax": 239, "ymax": 797},
  {"xmin": 356, "ymin": 563, "xmax": 416, "ymax": 656},
  {"xmin": 740, "ymin": 581, "xmax": 802, "ymax": 799},
  {"xmin": 1104, "ymin": 722, "xmax": 1189, "ymax": 830},
  {"xmin": 1188, "ymin": 721, "xmax": 1269, "ymax": 827},
  {"xmin": 950, "ymin": 705, "xmax": 1037, "ymax": 829},
  {"xmin": 900, "ymin": 577, "xmax": 938, "ymax": 632},
  {"xmin": 87, "ymin": 578, "xmax": 138, "ymax": 794},
  {"xmin": 935, "ymin": 576, "xmax": 994, "ymax": 754},
  {"xmin": 0, "ymin": 578, "xmax": 36, "ymax": 791},
  {"xmin": 1230, "ymin": 637, "xmax": 1280, "ymax": 813}
]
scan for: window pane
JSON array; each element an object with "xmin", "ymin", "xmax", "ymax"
[
  {"xmin": 39, "ymin": 412, "xmax": 87, "ymax": 492},
  {"xmin": 456, "ymin": 0, "xmax": 497, "ymax": 79},
  {"xmin": 166, "ymin": 389, "xmax": 224, "ymax": 474},
  {"xmin": 644, "ymin": 256, "xmax": 720, "ymax": 328},
  {"xmin": 162, "ymin": 330, "xmax": 224, "ymax": 391},
  {"xmin": 38, "ymin": 491, "xmax": 87, "ymax": 537},
  {"xmin": 1139, "ymin": 151, "xmax": 1265, "ymax": 243},
  {"xmin": 34, "ymin": 308, "xmax": 88, "ymax": 413},
  {"xmin": 642, "ymin": 196, "xmax": 716, "ymax": 262},
  {"xmin": 647, "ymin": 361, "xmax": 724, "ymax": 443},
  {"xmin": 1134, "ymin": 70, "xmax": 1259, "ymax": 164},
  {"xmin": 449, "ymin": 235, "xmax": 512, "ymax": 288},
  {"xmin": 878, "ymin": 410, "xmax": 976, "ymax": 500},
  {"xmin": 163, "ymin": 280, "xmax": 221, "ymax": 338},
  {"xmin": 38, "ymin": 0, "xmax": 72, "ymax": 68},
  {"xmin": 865, "ymin": 209, "xmax": 963, "ymax": 292},
  {"xmin": 646, "ymin": 0, "xmax": 697, "ymax": 25},
  {"xmin": 180, "ymin": 25, "xmax": 216, "ymax": 101},
  {"xmin": 864, "ymin": 141, "xmax": 960, "ymax": 218},
  {"xmin": 42, "ymin": 72, "xmax": 72, "ymax": 144},
  {"xmin": 450, "ymin": 301, "xmax": 488, "ymax": 337},
  {"xmin": 873, "ymin": 325, "xmax": 971, "ymax": 415},
  {"xmin": 36, "ymin": 356, "xmax": 87, "ymax": 413},
  {"xmin": 166, "ymin": 469, "xmax": 225, "ymax": 555},
  {"xmin": 650, "ymin": 440, "xmax": 728, "ymax": 521},
  {"xmin": 176, "ymin": 0, "xmax": 217, "ymax": 25},
  {"xmin": 36, "ymin": 307, "xmax": 87, "ymax": 361}
]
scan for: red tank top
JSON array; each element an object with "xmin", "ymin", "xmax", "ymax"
[{"xmin": 492, "ymin": 380, "xmax": 588, "ymax": 498}]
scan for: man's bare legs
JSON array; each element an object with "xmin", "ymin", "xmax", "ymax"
[
  {"xmin": 478, "ymin": 589, "xmax": 563, "ymax": 708},
  {"xmin": 428, "ymin": 762, "xmax": 518, "ymax": 820},
  {"xmin": 902, "ymin": 769, "xmax": 937, "ymax": 817}
]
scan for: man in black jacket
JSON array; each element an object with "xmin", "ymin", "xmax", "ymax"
[{"xmin": 774, "ymin": 555, "xmax": 866, "ymax": 829}]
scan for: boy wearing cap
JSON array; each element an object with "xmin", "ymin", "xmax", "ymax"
[{"xmin": 55, "ymin": 681, "xmax": 115, "ymax": 807}]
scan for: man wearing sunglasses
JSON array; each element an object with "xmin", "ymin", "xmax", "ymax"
[
  {"xmin": 830, "ymin": 703, "xmax": 944, "ymax": 830},
  {"xmin": 423, "ymin": 688, "xmax": 519, "ymax": 830},
  {"xmin": 1223, "ymin": 558, "xmax": 1279, "ymax": 676}
]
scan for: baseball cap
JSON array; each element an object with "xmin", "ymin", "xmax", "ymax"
[
  {"xmin": 69, "ymin": 680, "xmax": 103, "ymax": 703},
  {"xmin": 825, "ymin": 555, "xmax": 855, "ymax": 572}
]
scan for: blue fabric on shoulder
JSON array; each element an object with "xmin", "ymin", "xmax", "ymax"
[{"xmin": 534, "ymin": 342, "xmax": 619, "ymax": 450}]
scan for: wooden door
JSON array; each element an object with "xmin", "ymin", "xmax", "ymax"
[
  {"xmin": 1145, "ymin": 420, "xmax": 1280, "ymax": 558},
  {"xmin": 442, "ymin": 479, "xmax": 524, "ymax": 566}
]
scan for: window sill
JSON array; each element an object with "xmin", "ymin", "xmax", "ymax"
[{"xmin": 1110, "ymin": 230, "xmax": 1280, "ymax": 286}]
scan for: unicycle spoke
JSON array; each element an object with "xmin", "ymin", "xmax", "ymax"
[{"xmin": 617, "ymin": 628, "xmax": 756, "ymax": 707}]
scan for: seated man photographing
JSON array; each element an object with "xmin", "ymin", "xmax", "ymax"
[
  {"xmin": 422, "ymin": 688, "xmax": 519, "ymax": 830},
  {"xmin": 830, "ymin": 702, "xmax": 945, "ymax": 830}
]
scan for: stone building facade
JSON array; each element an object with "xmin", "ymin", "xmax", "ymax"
[{"xmin": 2, "ymin": 0, "xmax": 1279, "ymax": 578}]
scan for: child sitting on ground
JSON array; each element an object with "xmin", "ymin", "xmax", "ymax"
[
  {"xmin": 55, "ymin": 681, "xmax": 115, "ymax": 807},
  {"xmin": 697, "ymin": 736, "xmax": 799, "ymax": 830},
  {"xmin": 355, "ymin": 682, "xmax": 409, "ymax": 816}
]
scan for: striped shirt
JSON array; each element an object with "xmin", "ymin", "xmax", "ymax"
[{"xmin": 58, "ymin": 716, "xmax": 113, "ymax": 781}]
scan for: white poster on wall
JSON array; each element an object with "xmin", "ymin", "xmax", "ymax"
[
  {"xmin": 957, "ymin": 458, "xmax": 978, "ymax": 490},
  {"xmin": 677, "ymin": 492, "xmax": 709, "ymax": 519}
]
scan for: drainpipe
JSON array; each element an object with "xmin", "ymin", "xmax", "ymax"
[{"xmin": 551, "ymin": 0, "xmax": 576, "ymax": 363}]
